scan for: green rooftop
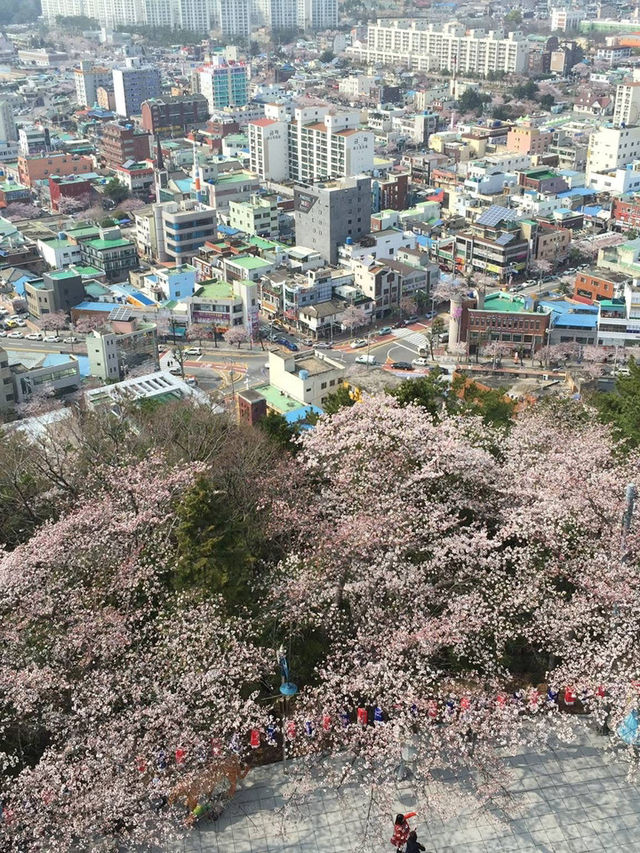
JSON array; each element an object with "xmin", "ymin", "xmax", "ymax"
[
  {"xmin": 66, "ymin": 225, "xmax": 101, "ymax": 238},
  {"xmin": 195, "ymin": 279, "xmax": 234, "ymax": 300},
  {"xmin": 48, "ymin": 269, "xmax": 79, "ymax": 280},
  {"xmin": 480, "ymin": 294, "xmax": 532, "ymax": 313},
  {"xmin": 43, "ymin": 238, "xmax": 72, "ymax": 248},
  {"xmin": 214, "ymin": 171, "xmax": 256, "ymax": 185},
  {"xmin": 249, "ymin": 236, "xmax": 285, "ymax": 252},
  {"xmin": 84, "ymin": 280, "xmax": 111, "ymax": 297},
  {"xmin": 86, "ymin": 237, "xmax": 132, "ymax": 250},
  {"xmin": 0, "ymin": 179, "xmax": 28, "ymax": 191},
  {"xmin": 72, "ymin": 264, "xmax": 103, "ymax": 277},
  {"xmin": 230, "ymin": 255, "xmax": 271, "ymax": 270},
  {"xmin": 252, "ymin": 383, "xmax": 303, "ymax": 414}
]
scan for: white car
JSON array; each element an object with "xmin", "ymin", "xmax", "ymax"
[
  {"xmin": 355, "ymin": 354, "xmax": 378, "ymax": 365},
  {"xmin": 412, "ymin": 357, "xmax": 431, "ymax": 367},
  {"xmin": 63, "ymin": 337, "xmax": 78, "ymax": 344},
  {"xmin": 350, "ymin": 339, "xmax": 368, "ymax": 349},
  {"xmin": 7, "ymin": 331, "xmax": 23, "ymax": 338},
  {"xmin": 185, "ymin": 347, "xmax": 202, "ymax": 356},
  {"xmin": 44, "ymin": 335, "xmax": 61, "ymax": 342},
  {"xmin": 0, "ymin": 330, "xmax": 6, "ymax": 337},
  {"xmin": 26, "ymin": 332, "xmax": 42, "ymax": 341},
  {"xmin": 315, "ymin": 341, "xmax": 332, "ymax": 349},
  {"xmin": 16, "ymin": 319, "xmax": 27, "ymax": 326}
]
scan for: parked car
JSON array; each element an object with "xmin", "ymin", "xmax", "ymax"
[
  {"xmin": 315, "ymin": 341, "xmax": 332, "ymax": 349},
  {"xmin": 169, "ymin": 367, "xmax": 182, "ymax": 376},
  {"xmin": 283, "ymin": 339, "xmax": 298, "ymax": 351},
  {"xmin": 355, "ymin": 354, "xmax": 378, "ymax": 365},
  {"xmin": 302, "ymin": 338, "xmax": 313, "ymax": 347},
  {"xmin": 16, "ymin": 320, "xmax": 26, "ymax": 326},
  {"xmin": 424, "ymin": 311, "xmax": 436, "ymax": 320},
  {"xmin": 378, "ymin": 326, "xmax": 393, "ymax": 335},
  {"xmin": 44, "ymin": 335, "xmax": 61, "ymax": 342},
  {"xmin": 350, "ymin": 339, "xmax": 367, "ymax": 349},
  {"xmin": 26, "ymin": 333, "xmax": 42, "ymax": 340},
  {"xmin": 185, "ymin": 376, "xmax": 198, "ymax": 386},
  {"xmin": 404, "ymin": 315, "xmax": 419, "ymax": 325},
  {"xmin": 185, "ymin": 347, "xmax": 202, "ymax": 356},
  {"xmin": 391, "ymin": 361, "xmax": 414, "ymax": 370},
  {"xmin": 412, "ymin": 357, "xmax": 431, "ymax": 367},
  {"xmin": 0, "ymin": 330, "xmax": 7, "ymax": 337},
  {"xmin": 63, "ymin": 337, "xmax": 78, "ymax": 344},
  {"xmin": 7, "ymin": 331, "xmax": 23, "ymax": 338},
  {"xmin": 268, "ymin": 333, "xmax": 280, "ymax": 342}
]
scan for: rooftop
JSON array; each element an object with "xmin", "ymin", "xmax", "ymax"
[
  {"xmin": 47, "ymin": 268, "xmax": 79, "ymax": 280},
  {"xmin": 229, "ymin": 255, "xmax": 272, "ymax": 270},
  {"xmin": 195, "ymin": 279, "xmax": 235, "ymax": 300},
  {"xmin": 473, "ymin": 293, "xmax": 533, "ymax": 314},
  {"xmin": 85, "ymin": 237, "xmax": 132, "ymax": 250},
  {"xmin": 252, "ymin": 383, "xmax": 305, "ymax": 414}
]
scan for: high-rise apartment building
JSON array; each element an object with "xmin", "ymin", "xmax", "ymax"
[
  {"xmin": 350, "ymin": 20, "xmax": 528, "ymax": 75},
  {"xmin": 294, "ymin": 175, "xmax": 371, "ymax": 265},
  {"xmin": 257, "ymin": 0, "xmax": 297, "ymax": 31},
  {"xmin": 217, "ymin": 0, "xmax": 251, "ymax": 38},
  {"xmin": 550, "ymin": 7, "xmax": 581, "ymax": 32},
  {"xmin": 113, "ymin": 63, "xmax": 162, "ymax": 117},
  {"xmin": 195, "ymin": 59, "xmax": 249, "ymax": 113},
  {"xmin": 0, "ymin": 101, "xmax": 17, "ymax": 142},
  {"xmin": 249, "ymin": 105, "xmax": 374, "ymax": 183},
  {"xmin": 613, "ymin": 81, "xmax": 640, "ymax": 127},
  {"xmin": 297, "ymin": 0, "xmax": 337, "ymax": 30},
  {"xmin": 74, "ymin": 61, "xmax": 113, "ymax": 108},
  {"xmin": 141, "ymin": 94, "xmax": 209, "ymax": 137}
]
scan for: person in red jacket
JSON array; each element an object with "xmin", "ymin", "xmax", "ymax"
[{"xmin": 390, "ymin": 813, "xmax": 411, "ymax": 851}]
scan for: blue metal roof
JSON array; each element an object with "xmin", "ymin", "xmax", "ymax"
[
  {"xmin": 73, "ymin": 301, "xmax": 117, "ymax": 312},
  {"xmin": 557, "ymin": 187, "xmax": 594, "ymax": 198},
  {"xmin": 553, "ymin": 314, "xmax": 598, "ymax": 328}
]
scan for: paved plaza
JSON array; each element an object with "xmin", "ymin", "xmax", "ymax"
[{"xmin": 172, "ymin": 728, "xmax": 640, "ymax": 853}]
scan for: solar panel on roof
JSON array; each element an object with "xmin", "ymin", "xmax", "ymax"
[
  {"xmin": 476, "ymin": 205, "xmax": 513, "ymax": 227},
  {"xmin": 495, "ymin": 232, "xmax": 515, "ymax": 246},
  {"xmin": 109, "ymin": 305, "xmax": 135, "ymax": 321}
]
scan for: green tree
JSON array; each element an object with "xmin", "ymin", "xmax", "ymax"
[
  {"xmin": 257, "ymin": 410, "xmax": 299, "ymax": 451},
  {"xmin": 323, "ymin": 384, "xmax": 356, "ymax": 414},
  {"xmin": 55, "ymin": 14, "xmax": 98, "ymax": 30},
  {"xmin": 319, "ymin": 50, "xmax": 335, "ymax": 63},
  {"xmin": 593, "ymin": 358, "xmax": 640, "ymax": 449},
  {"xmin": 451, "ymin": 374, "xmax": 516, "ymax": 428},
  {"xmin": 505, "ymin": 8, "xmax": 522, "ymax": 24},
  {"xmin": 511, "ymin": 80, "xmax": 538, "ymax": 100},
  {"xmin": 457, "ymin": 88, "xmax": 490, "ymax": 115},
  {"xmin": 538, "ymin": 94, "xmax": 555, "ymax": 110},
  {"xmin": 425, "ymin": 316, "xmax": 445, "ymax": 359},
  {"xmin": 388, "ymin": 369, "xmax": 450, "ymax": 420},
  {"xmin": 103, "ymin": 178, "xmax": 129, "ymax": 205}
]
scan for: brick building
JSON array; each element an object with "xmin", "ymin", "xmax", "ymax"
[
  {"xmin": 98, "ymin": 121, "xmax": 152, "ymax": 170},
  {"xmin": 611, "ymin": 196, "xmax": 640, "ymax": 232},
  {"xmin": 141, "ymin": 94, "xmax": 209, "ymax": 138},
  {"xmin": 236, "ymin": 388, "xmax": 267, "ymax": 425},
  {"xmin": 459, "ymin": 292, "xmax": 551, "ymax": 353},
  {"xmin": 518, "ymin": 168, "xmax": 568, "ymax": 196},
  {"xmin": 573, "ymin": 268, "xmax": 631, "ymax": 305},
  {"xmin": 48, "ymin": 175, "xmax": 92, "ymax": 212},
  {"xmin": 17, "ymin": 152, "xmax": 94, "ymax": 188}
]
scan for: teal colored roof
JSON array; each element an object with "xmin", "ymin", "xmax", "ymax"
[
  {"xmin": 85, "ymin": 237, "xmax": 132, "ymax": 250},
  {"xmin": 230, "ymin": 255, "xmax": 271, "ymax": 270},
  {"xmin": 42, "ymin": 238, "xmax": 72, "ymax": 248},
  {"xmin": 48, "ymin": 269, "xmax": 78, "ymax": 280},
  {"xmin": 249, "ymin": 235, "xmax": 285, "ymax": 251},
  {"xmin": 195, "ymin": 279, "xmax": 234, "ymax": 299},
  {"xmin": 72, "ymin": 264, "xmax": 103, "ymax": 276},
  {"xmin": 252, "ymin": 383, "xmax": 304, "ymax": 414},
  {"xmin": 480, "ymin": 294, "xmax": 534, "ymax": 314}
]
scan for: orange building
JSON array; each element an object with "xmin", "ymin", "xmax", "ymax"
[
  {"xmin": 18, "ymin": 152, "xmax": 94, "ymax": 188},
  {"xmin": 573, "ymin": 268, "xmax": 631, "ymax": 305},
  {"xmin": 505, "ymin": 124, "xmax": 552, "ymax": 157}
]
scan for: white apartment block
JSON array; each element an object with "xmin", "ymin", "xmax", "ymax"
[
  {"xmin": 350, "ymin": 20, "xmax": 528, "ymax": 75},
  {"xmin": 297, "ymin": 0, "xmax": 337, "ymax": 30},
  {"xmin": 74, "ymin": 61, "xmax": 113, "ymax": 108},
  {"xmin": 43, "ymin": 0, "xmax": 212, "ymax": 30},
  {"xmin": 550, "ymin": 7, "xmax": 581, "ymax": 32},
  {"xmin": 586, "ymin": 125, "xmax": 640, "ymax": 179},
  {"xmin": 217, "ymin": 0, "xmax": 251, "ymax": 37},
  {"xmin": 0, "ymin": 101, "xmax": 16, "ymax": 143},
  {"xmin": 249, "ymin": 106, "xmax": 374, "ymax": 182},
  {"xmin": 613, "ymin": 82, "xmax": 640, "ymax": 127},
  {"xmin": 257, "ymin": 0, "xmax": 297, "ymax": 31}
]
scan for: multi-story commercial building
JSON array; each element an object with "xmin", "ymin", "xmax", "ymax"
[
  {"xmin": 80, "ymin": 228, "xmax": 138, "ymax": 282},
  {"xmin": 350, "ymin": 20, "xmax": 529, "ymax": 75},
  {"xmin": 249, "ymin": 106, "xmax": 374, "ymax": 183},
  {"xmin": 217, "ymin": 0, "xmax": 251, "ymax": 38},
  {"xmin": 74, "ymin": 61, "xmax": 113, "ymax": 108},
  {"xmin": 506, "ymin": 123, "xmax": 552, "ymax": 157},
  {"xmin": 597, "ymin": 283, "xmax": 640, "ymax": 347},
  {"xmin": 550, "ymin": 7, "xmax": 581, "ymax": 31},
  {"xmin": 25, "ymin": 269, "xmax": 86, "ymax": 318},
  {"xmin": 267, "ymin": 349, "xmax": 345, "ymax": 409},
  {"xmin": 113, "ymin": 161, "xmax": 154, "ymax": 198},
  {"xmin": 454, "ymin": 205, "xmax": 529, "ymax": 280},
  {"xmin": 572, "ymin": 268, "xmax": 631, "ymax": 305},
  {"xmin": 18, "ymin": 152, "xmax": 93, "ymax": 188},
  {"xmin": 140, "ymin": 94, "xmax": 209, "ymax": 137},
  {"xmin": 113, "ymin": 63, "xmax": 162, "ymax": 117},
  {"xmin": 87, "ymin": 317, "xmax": 159, "ymax": 382},
  {"xmin": 195, "ymin": 60, "xmax": 249, "ymax": 113},
  {"xmin": 18, "ymin": 126, "xmax": 49, "ymax": 156},
  {"xmin": 297, "ymin": 0, "xmax": 337, "ymax": 30},
  {"xmin": 458, "ymin": 291, "xmax": 551, "ymax": 353},
  {"xmin": 294, "ymin": 175, "xmax": 372, "ymax": 265},
  {"xmin": 228, "ymin": 194, "xmax": 279, "ymax": 237},
  {"xmin": 187, "ymin": 277, "xmax": 258, "ymax": 335},
  {"xmin": 98, "ymin": 121, "xmax": 152, "ymax": 169},
  {"xmin": 0, "ymin": 101, "xmax": 17, "ymax": 143},
  {"xmin": 158, "ymin": 200, "xmax": 218, "ymax": 264},
  {"xmin": 0, "ymin": 346, "xmax": 14, "ymax": 410}
]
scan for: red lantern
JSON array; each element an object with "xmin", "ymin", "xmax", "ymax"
[
  {"xmin": 564, "ymin": 688, "xmax": 576, "ymax": 707},
  {"xmin": 322, "ymin": 714, "xmax": 331, "ymax": 731},
  {"xmin": 496, "ymin": 694, "xmax": 506, "ymax": 707},
  {"xmin": 210, "ymin": 738, "xmax": 222, "ymax": 756},
  {"xmin": 357, "ymin": 707, "xmax": 367, "ymax": 726},
  {"xmin": 175, "ymin": 748, "xmax": 186, "ymax": 764},
  {"xmin": 427, "ymin": 700, "xmax": 438, "ymax": 719},
  {"xmin": 286, "ymin": 720, "xmax": 296, "ymax": 741},
  {"xmin": 460, "ymin": 697, "xmax": 470, "ymax": 711},
  {"xmin": 596, "ymin": 685, "xmax": 606, "ymax": 698},
  {"xmin": 136, "ymin": 757, "xmax": 146, "ymax": 773},
  {"xmin": 250, "ymin": 729, "xmax": 260, "ymax": 749},
  {"xmin": 529, "ymin": 689, "xmax": 541, "ymax": 709}
]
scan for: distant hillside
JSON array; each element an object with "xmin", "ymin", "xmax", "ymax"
[{"xmin": 0, "ymin": 0, "xmax": 41, "ymax": 26}]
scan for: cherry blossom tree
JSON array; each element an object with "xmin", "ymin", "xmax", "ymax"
[
  {"xmin": 483, "ymin": 340, "xmax": 513, "ymax": 367},
  {"xmin": 431, "ymin": 276, "xmax": 468, "ymax": 304},
  {"xmin": 74, "ymin": 316, "xmax": 106, "ymax": 335},
  {"xmin": 224, "ymin": 325, "xmax": 249, "ymax": 348},
  {"xmin": 266, "ymin": 396, "xmax": 640, "ymax": 808},
  {"xmin": 3, "ymin": 202, "xmax": 41, "ymax": 221},
  {"xmin": 40, "ymin": 311, "xmax": 68, "ymax": 332},
  {"xmin": 56, "ymin": 195, "xmax": 91, "ymax": 215},
  {"xmin": 115, "ymin": 197, "xmax": 146, "ymax": 213},
  {"xmin": 0, "ymin": 455, "xmax": 273, "ymax": 850},
  {"xmin": 339, "ymin": 305, "xmax": 367, "ymax": 334}
]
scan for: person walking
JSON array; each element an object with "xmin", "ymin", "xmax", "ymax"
[
  {"xmin": 406, "ymin": 830, "xmax": 426, "ymax": 852},
  {"xmin": 390, "ymin": 813, "xmax": 410, "ymax": 852}
]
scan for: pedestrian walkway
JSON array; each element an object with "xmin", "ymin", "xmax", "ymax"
[
  {"xmin": 171, "ymin": 728, "xmax": 640, "ymax": 852},
  {"xmin": 391, "ymin": 327, "xmax": 428, "ymax": 351}
]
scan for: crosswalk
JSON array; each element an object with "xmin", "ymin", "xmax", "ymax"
[{"xmin": 391, "ymin": 327, "xmax": 428, "ymax": 350}]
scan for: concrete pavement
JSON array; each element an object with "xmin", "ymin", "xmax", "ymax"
[{"xmin": 172, "ymin": 728, "xmax": 640, "ymax": 853}]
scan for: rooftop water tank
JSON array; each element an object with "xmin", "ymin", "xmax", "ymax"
[
  {"xmin": 58, "ymin": 231, "xmax": 65, "ymax": 240},
  {"xmin": 299, "ymin": 369, "xmax": 309, "ymax": 380},
  {"xmin": 345, "ymin": 236, "xmax": 353, "ymax": 245}
]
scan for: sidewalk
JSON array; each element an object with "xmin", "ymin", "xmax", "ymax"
[{"xmin": 172, "ymin": 729, "xmax": 640, "ymax": 852}]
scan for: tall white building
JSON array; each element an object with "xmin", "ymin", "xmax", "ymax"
[
  {"xmin": 41, "ymin": 0, "xmax": 85, "ymax": 21},
  {"xmin": 258, "ymin": 0, "xmax": 297, "ymax": 31},
  {"xmin": 113, "ymin": 62, "xmax": 162, "ymax": 117},
  {"xmin": 586, "ymin": 125, "xmax": 640, "ymax": 179},
  {"xmin": 249, "ymin": 105, "xmax": 374, "ymax": 182},
  {"xmin": 550, "ymin": 7, "xmax": 581, "ymax": 32},
  {"xmin": 613, "ymin": 81, "xmax": 640, "ymax": 127},
  {"xmin": 297, "ymin": 0, "xmax": 337, "ymax": 30},
  {"xmin": 349, "ymin": 20, "xmax": 529, "ymax": 75},
  {"xmin": 217, "ymin": 0, "xmax": 251, "ymax": 38},
  {"xmin": 0, "ymin": 101, "xmax": 17, "ymax": 143},
  {"xmin": 74, "ymin": 61, "xmax": 113, "ymax": 108}
]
